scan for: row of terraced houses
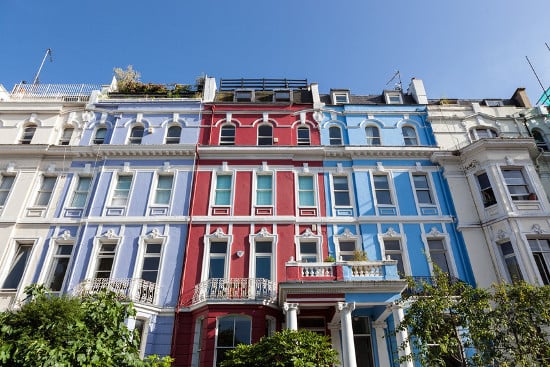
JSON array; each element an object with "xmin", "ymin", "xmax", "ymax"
[{"xmin": 0, "ymin": 76, "xmax": 549, "ymax": 367}]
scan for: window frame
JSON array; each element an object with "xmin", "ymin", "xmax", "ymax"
[
  {"xmin": 220, "ymin": 124, "xmax": 236, "ymax": 146},
  {"xmin": 424, "ymin": 236, "xmax": 453, "ymax": 275},
  {"xmin": 402, "ymin": 125, "xmax": 418, "ymax": 146},
  {"xmin": 470, "ymin": 127, "xmax": 498, "ymax": 140},
  {"xmin": 201, "ymin": 228, "xmax": 232, "ymax": 282},
  {"xmin": 109, "ymin": 174, "xmax": 133, "ymax": 207},
  {"xmin": 332, "ymin": 175, "xmax": 352, "ymax": 207},
  {"xmin": 297, "ymin": 126, "xmax": 310, "ymax": 146},
  {"xmin": 365, "ymin": 125, "xmax": 381, "ymax": 146},
  {"xmin": 94, "ymin": 242, "xmax": 118, "ymax": 279},
  {"xmin": 528, "ymin": 238, "xmax": 550, "ymax": 285},
  {"xmin": 295, "ymin": 230, "xmax": 323, "ymax": 263},
  {"xmin": 59, "ymin": 127, "xmax": 74, "ymax": 145},
  {"xmin": 329, "ymin": 125, "xmax": 343, "ymax": 145},
  {"xmin": 0, "ymin": 174, "xmax": 16, "ymax": 208},
  {"xmin": 44, "ymin": 239, "xmax": 74, "ymax": 293},
  {"xmin": 165, "ymin": 125, "xmax": 181, "ymax": 144},
  {"xmin": 215, "ymin": 315, "xmax": 252, "ymax": 366},
  {"xmin": 412, "ymin": 173, "xmax": 435, "ymax": 206},
  {"xmin": 273, "ymin": 90, "xmax": 291, "ymax": 102},
  {"xmin": 69, "ymin": 175, "xmax": 93, "ymax": 209},
  {"xmin": 372, "ymin": 174, "xmax": 394, "ymax": 206},
  {"xmin": 93, "ymin": 127, "xmax": 107, "ymax": 145},
  {"xmin": 249, "ymin": 228, "xmax": 277, "ymax": 282},
  {"xmin": 255, "ymin": 173, "xmax": 274, "ymax": 207},
  {"xmin": 152, "ymin": 174, "xmax": 174, "ymax": 206},
  {"xmin": 234, "ymin": 90, "xmax": 254, "ymax": 102},
  {"xmin": 128, "ymin": 125, "xmax": 145, "ymax": 144},
  {"xmin": 476, "ymin": 171, "xmax": 497, "ymax": 207},
  {"xmin": 332, "ymin": 91, "xmax": 349, "ymax": 104},
  {"xmin": 379, "ymin": 227, "xmax": 409, "ymax": 276},
  {"xmin": 532, "ymin": 129, "xmax": 549, "ymax": 151},
  {"xmin": 501, "ymin": 168, "xmax": 531, "ymax": 201},
  {"xmin": 297, "ymin": 175, "xmax": 316, "ymax": 207},
  {"xmin": 497, "ymin": 240, "xmax": 523, "ymax": 282},
  {"xmin": 34, "ymin": 175, "xmax": 57, "ymax": 207},
  {"xmin": 213, "ymin": 173, "xmax": 233, "ymax": 207},
  {"xmin": 20, "ymin": 124, "xmax": 37, "ymax": 144},
  {"xmin": 1, "ymin": 240, "xmax": 35, "ymax": 291},
  {"xmin": 257, "ymin": 124, "xmax": 273, "ymax": 146},
  {"xmin": 385, "ymin": 91, "xmax": 403, "ymax": 104}
]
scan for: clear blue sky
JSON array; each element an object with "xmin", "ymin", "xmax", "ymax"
[{"xmin": 1, "ymin": 0, "xmax": 549, "ymax": 102}]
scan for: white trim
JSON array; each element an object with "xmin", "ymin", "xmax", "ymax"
[
  {"xmin": 295, "ymin": 228, "xmax": 323, "ymax": 262},
  {"xmin": 85, "ymin": 228, "xmax": 122, "ymax": 279},
  {"xmin": 248, "ymin": 227, "xmax": 278, "ymax": 283},
  {"xmin": 378, "ymin": 224, "xmax": 411, "ymax": 275},
  {"xmin": 421, "ymin": 228, "xmax": 457, "ymax": 277},
  {"xmin": 201, "ymin": 226, "xmax": 233, "ymax": 282},
  {"xmin": 333, "ymin": 228, "xmax": 360, "ymax": 261}
]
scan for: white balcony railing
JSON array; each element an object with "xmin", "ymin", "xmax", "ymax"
[
  {"xmin": 73, "ymin": 278, "xmax": 158, "ymax": 305},
  {"xmin": 10, "ymin": 83, "xmax": 102, "ymax": 102},
  {"xmin": 191, "ymin": 278, "xmax": 276, "ymax": 305},
  {"xmin": 300, "ymin": 263, "xmax": 334, "ymax": 277}
]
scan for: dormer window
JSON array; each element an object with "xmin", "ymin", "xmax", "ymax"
[
  {"xmin": 385, "ymin": 91, "xmax": 403, "ymax": 104},
  {"xmin": 234, "ymin": 90, "xmax": 253, "ymax": 102},
  {"xmin": 273, "ymin": 90, "xmax": 291, "ymax": 102},
  {"xmin": 331, "ymin": 90, "xmax": 350, "ymax": 104}
]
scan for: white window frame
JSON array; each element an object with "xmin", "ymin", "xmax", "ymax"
[
  {"xmin": 201, "ymin": 228, "xmax": 232, "ymax": 282},
  {"xmin": 257, "ymin": 124, "xmax": 273, "ymax": 146},
  {"xmin": 165, "ymin": 125, "xmax": 181, "ymax": 144},
  {"xmin": 379, "ymin": 226, "xmax": 410, "ymax": 276},
  {"xmin": 152, "ymin": 174, "xmax": 174, "ymax": 206},
  {"xmin": 214, "ymin": 315, "xmax": 252, "ymax": 366},
  {"xmin": 273, "ymin": 90, "xmax": 291, "ymax": 102},
  {"xmin": 333, "ymin": 229, "xmax": 360, "ymax": 261},
  {"xmin": 329, "ymin": 125, "xmax": 343, "ymax": 145},
  {"xmin": 528, "ymin": 238, "xmax": 550, "ymax": 285},
  {"xmin": 384, "ymin": 91, "xmax": 403, "ymax": 104},
  {"xmin": 365, "ymin": 125, "xmax": 381, "ymax": 146},
  {"xmin": 191, "ymin": 317, "xmax": 205, "ymax": 367},
  {"xmin": 0, "ymin": 173, "xmax": 16, "ymax": 209},
  {"xmin": 296, "ymin": 174, "xmax": 317, "ymax": 208},
  {"xmin": 93, "ymin": 126, "xmax": 107, "ymax": 144},
  {"xmin": 254, "ymin": 171, "xmax": 274, "ymax": 207},
  {"xmin": 234, "ymin": 90, "xmax": 254, "ymax": 102},
  {"xmin": 249, "ymin": 227, "xmax": 277, "ymax": 282},
  {"xmin": 411, "ymin": 172, "xmax": 436, "ymax": 206},
  {"xmin": 332, "ymin": 91, "xmax": 349, "ymax": 104},
  {"xmin": 297, "ymin": 126, "xmax": 310, "ymax": 145},
  {"xmin": 132, "ymin": 316, "xmax": 150, "ymax": 358},
  {"xmin": 59, "ymin": 126, "xmax": 74, "ymax": 145},
  {"xmin": 220, "ymin": 124, "xmax": 236, "ymax": 146},
  {"xmin": 20, "ymin": 124, "xmax": 37, "ymax": 144},
  {"xmin": 331, "ymin": 174, "xmax": 352, "ymax": 208},
  {"xmin": 295, "ymin": 229, "xmax": 323, "ymax": 263},
  {"xmin": 422, "ymin": 230, "xmax": 457, "ymax": 277},
  {"xmin": 470, "ymin": 127, "xmax": 498, "ymax": 141},
  {"xmin": 211, "ymin": 172, "xmax": 234, "ymax": 207},
  {"xmin": 43, "ymin": 236, "xmax": 75, "ymax": 294},
  {"xmin": 402, "ymin": 125, "xmax": 418, "ymax": 146},
  {"xmin": 476, "ymin": 171, "xmax": 497, "ymax": 208},
  {"xmin": 128, "ymin": 125, "xmax": 145, "ymax": 144},
  {"xmin": 69, "ymin": 175, "xmax": 93, "ymax": 209},
  {"xmin": 108, "ymin": 174, "xmax": 134, "ymax": 207},
  {"xmin": 371, "ymin": 173, "xmax": 395, "ymax": 206},
  {"xmin": 501, "ymin": 168, "xmax": 531, "ymax": 201},
  {"xmin": 497, "ymin": 239, "xmax": 524, "ymax": 282},
  {"xmin": 34, "ymin": 175, "xmax": 57, "ymax": 207},
  {"xmin": 0, "ymin": 239, "xmax": 36, "ymax": 292},
  {"xmin": 86, "ymin": 230, "xmax": 122, "ymax": 280}
]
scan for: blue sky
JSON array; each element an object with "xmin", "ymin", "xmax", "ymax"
[{"xmin": 1, "ymin": 0, "xmax": 549, "ymax": 102}]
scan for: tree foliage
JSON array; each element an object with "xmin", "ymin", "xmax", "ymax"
[
  {"xmin": 113, "ymin": 65, "xmax": 194, "ymax": 96},
  {"xmin": 0, "ymin": 285, "xmax": 173, "ymax": 367},
  {"xmin": 397, "ymin": 268, "xmax": 550, "ymax": 366},
  {"xmin": 220, "ymin": 329, "xmax": 338, "ymax": 367}
]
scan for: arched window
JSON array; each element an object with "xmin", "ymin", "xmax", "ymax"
[
  {"xmin": 297, "ymin": 126, "xmax": 310, "ymax": 145},
  {"xmin": 402, "ymin": 126, "xmax": 418, "ymax": 146},
  {"xmin": 258, "ymin": 124, "xmax": 273, "ymax": 146},
  {"xmin": 165, "ymin": 125, "xmax": 181, "ymax": 144},
  {"xmin": 220, "ymin": 124, "xmax": 236, "ymax": 145},
  {"xmin": 470, "ymin": 127, "xmax": 498, "ymax": 140},
  {"xmin": 365, "ymin": 126, "xmax": 381, "ymax": 146},
  {"xmin": 329, "ymin": 126, "xmax": 342, "ymax": 145},
  {"xmin": 129, "ymin": 126, "xmax": 144, "ymax": 144},
  {"xmin": 532, "ymin": 129, "xmax": 549, "ymax": 151},
  {"xmin": 59, "ymin": 127, "xmax": 74, "ymax": 145},
  {"xmin": 93, "ymin": 127, "xmax": 107, "ymax": 145},
  {"xmin": 20, "ymin": 124, "xmax": 36, "ymax": 144}
]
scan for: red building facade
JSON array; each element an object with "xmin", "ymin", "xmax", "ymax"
[{"xmin": 173, "ymin": 80, "xmax": 327, "ymax": 367}]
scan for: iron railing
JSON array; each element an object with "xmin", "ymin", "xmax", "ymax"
[
  {"xmin": 10, "ymin": 83, "xmax": 102, "ymax": 102},
  {"xmin": 191, "ymin": 278, "xmax": 276, "ymax": 305},
  {"xmin": 73, "ymin": 278, "xmax": 158, "ymax": 305},
  {"xmin": 219, "ymin": 78, "xmax": 308, "ymax": 91}
]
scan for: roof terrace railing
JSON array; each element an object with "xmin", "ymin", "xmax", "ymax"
[
  {"xmin": 10, "ymin": 83, "xmax": 102, "ymax": 102},
  {"xmin": 219, "ymin": 78, "xmax": 308, "ymax": 91}
]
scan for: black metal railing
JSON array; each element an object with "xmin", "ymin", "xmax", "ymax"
[{"xmin": 219, "ymin": 78, "xmax": 308, "ymax": 91}]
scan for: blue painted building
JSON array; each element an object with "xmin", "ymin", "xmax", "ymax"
[{"xmin": 289, "ymin": 81, "xmax": 474, "ymax": 367}]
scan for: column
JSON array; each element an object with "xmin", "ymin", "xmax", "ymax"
[
  {"xmin": 283, "ymin": 302, "xmax": 299, "ymax": 330},
  {"xmin": 337, "ymin": 302, "xmax": 356, "ymax": 367},
  {"xmin": 372, "ymin": 321, "xmax": 390, "ymax": 367},
  {"xmin": 328, "ymin": 322, "xmax": 343, "ymax": 367},
  {"xmin": 392, "ymin": 304, "xmax": 413, "ymax": 367}
]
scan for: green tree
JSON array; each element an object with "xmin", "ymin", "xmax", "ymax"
[
  {"xmin": 396, "ymin": 268, "xmax": 550, "ymax": 366},
  {"xmin": 0, "ymin": 285, "xmax": 173, "ymax": 367},
  {"xmin": 220, "ymin": 329, "xmax": 338, "ymax": 367}
]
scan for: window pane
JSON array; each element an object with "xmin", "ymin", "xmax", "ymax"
[
  {"xmin": 210, "ymin": 242, "xmax": 227, "ymax": 253},
  {"xmin": 340, "ymin": 241, "xmax": 356, "ymax": 251},
  {"xmin": 256, "ymin": 257, "xmax": 271, "ymax": 279},
  {"xmin": 256, "ymin": 242, "xmax": 272, "ymax": 253},
  {"xmin": 298, "ymin": 176, "xmax": 314, "ymax": 206},
  {"xmin": 94, "ymin": 128, "xmax": 107, "ymax": 144},
  {"xmin": 2, "ymin": 244, "xmax": 32, "ymax": 289},
  {"xmin": 166, "ymin": 126, "xmax": 181, "ymax": 144},
  {"xmin": 209, "ymin": 258, "xmax": 225, "ymax": 278},
  {"xmin": 0, "ymin": 176, "xmax": 15, "ymax": 206}
]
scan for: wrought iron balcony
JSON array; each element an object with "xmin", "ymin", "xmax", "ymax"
[
  {"xmin": 73, "ymin": 278, "xmax": 158, "ymax": 306},
  {"xmin": 10, "ymin": 83, "xmax": 102, "ymax": 102},
  {"xmin": 191, "ymin": 278, "xmax": 276, "ymax": 305}
]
